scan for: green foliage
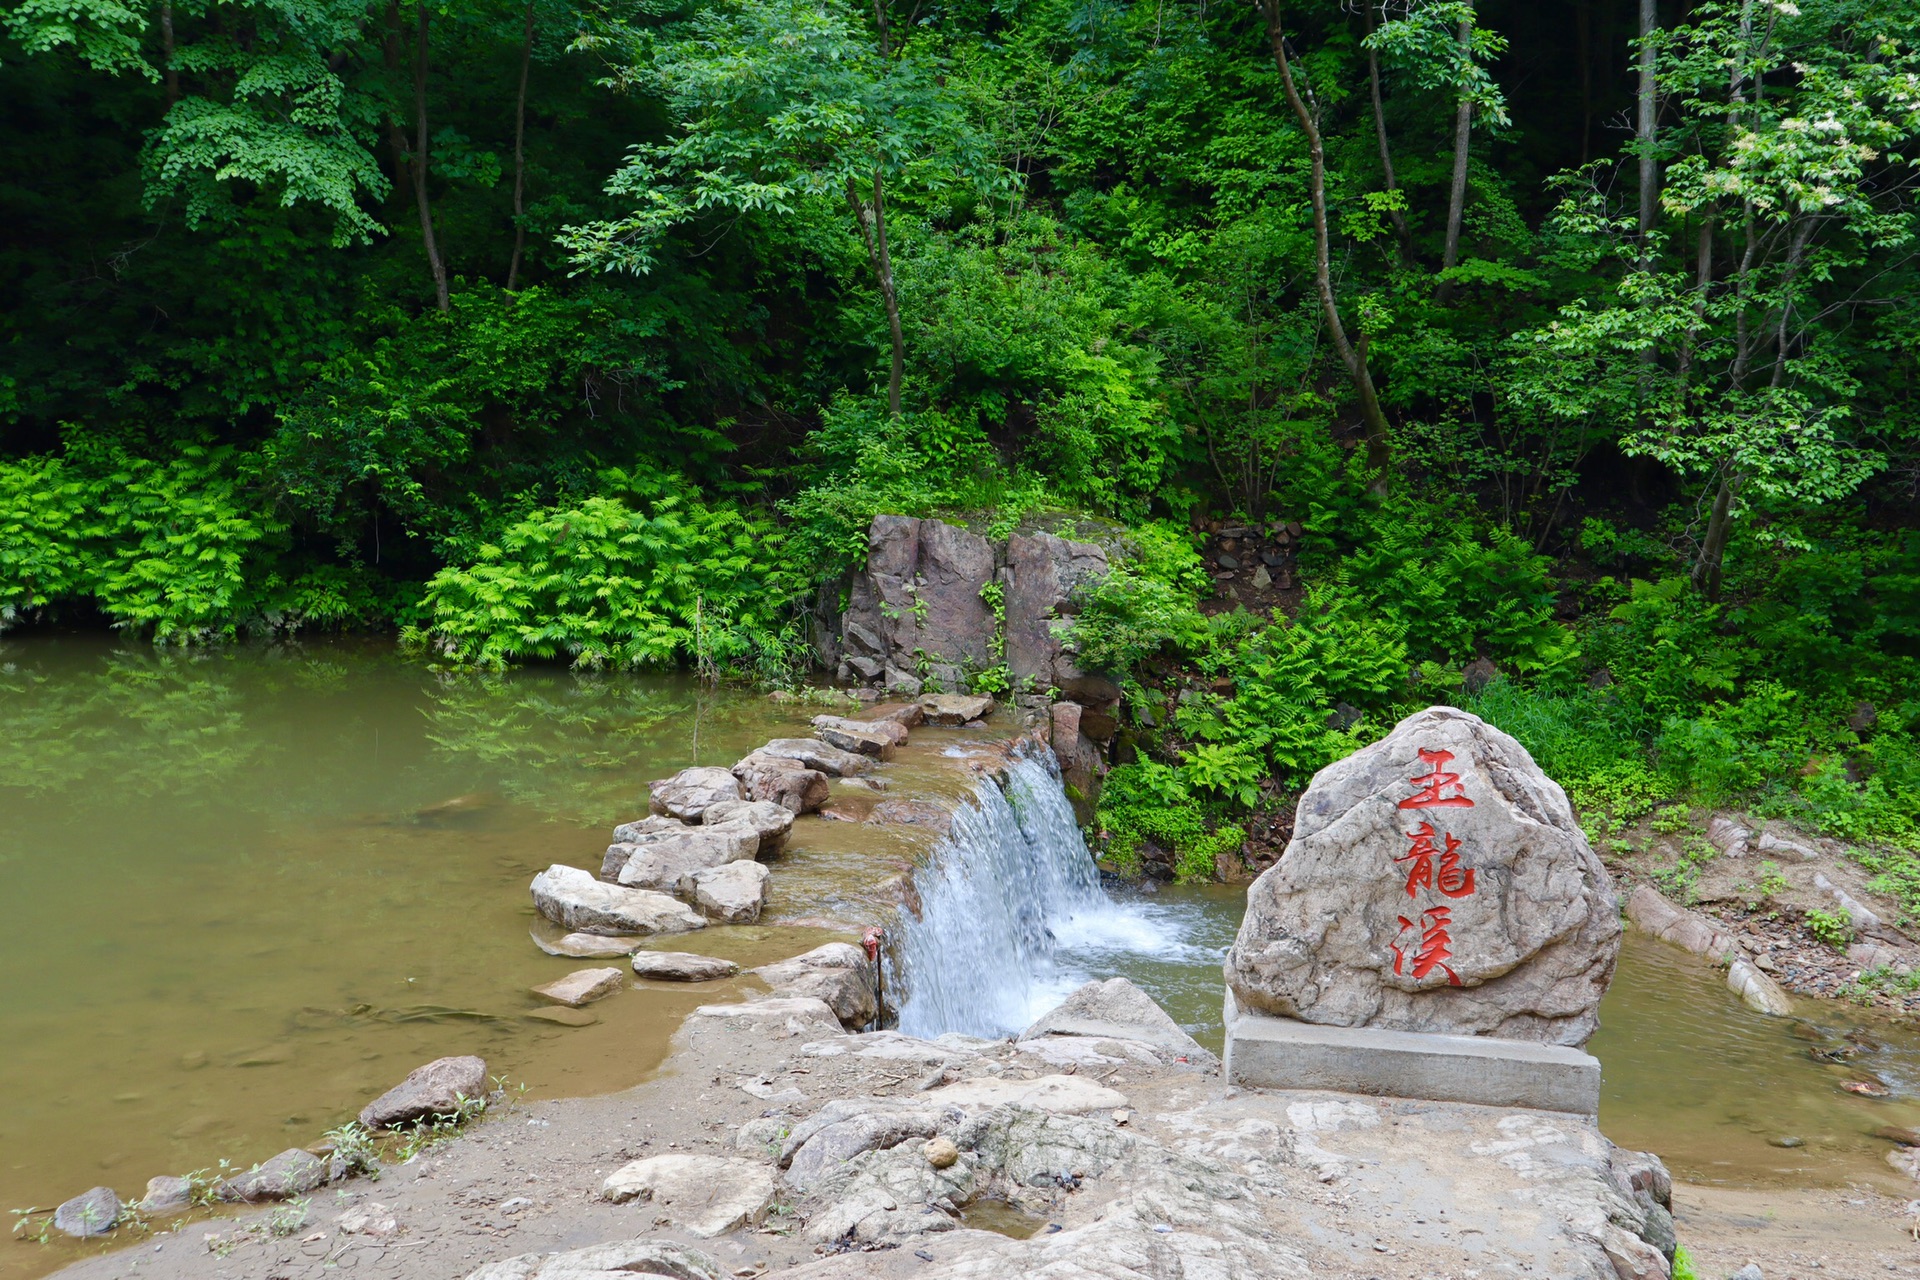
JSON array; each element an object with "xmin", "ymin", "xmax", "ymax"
[
  {"xmin": 417, "ymin": 473, "xmax": 802, "ymax": 676},
  {"xmin": 1095, "ymin": 761, "xmax": 1243, "ymax": 883},
  {"xmin": 1804, "ymin": 906, "xmax": 1853, "ymax": 949}
]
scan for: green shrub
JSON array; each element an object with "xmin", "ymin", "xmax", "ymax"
[
  {"xmin": 1096, "ymin": 761, "xmax": 1244, "ymax": 882},
  {"xmin": 1805, "ymin": 906, "xmax": 1853, "ymax": 948},
  {"xmin": 417, "ymin": 473, "xmax": 802, "ymax": 675}
]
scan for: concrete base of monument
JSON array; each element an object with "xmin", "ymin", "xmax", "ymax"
[{"xmin": 1223, "ymin": 989, "xmax": 1601, "ymax": 1114}]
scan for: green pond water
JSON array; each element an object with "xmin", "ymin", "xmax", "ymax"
[{"xmin": 2, "ymin": 635, "xmax": 1915, "ymax": 1278}]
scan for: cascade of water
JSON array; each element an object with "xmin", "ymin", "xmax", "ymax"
[{"xmin": 892, "ymin": 750, "xmax": 1178, "ymax": 1038}]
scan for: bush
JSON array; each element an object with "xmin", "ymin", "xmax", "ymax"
[
  {"xmin": 1095, "ymin": 761, "xmax": 1244, "ymax": 882},
  {"xmin": 417, "ymin": 472, "xmax": 803, "ymax": 676}
]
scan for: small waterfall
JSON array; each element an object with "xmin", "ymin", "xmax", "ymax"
[{"xmin": 892, "ymin": 750, "xmax": 1161, "ymax": 1038}]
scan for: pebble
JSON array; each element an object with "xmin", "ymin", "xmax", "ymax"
[
  {"xmin": 499, "ymin": 1197, "xmax": 533, "ymax": 1215},
  {"xmin": 1768, "ymin": 1136, "xmax": 1804, "ymax": 1148}
]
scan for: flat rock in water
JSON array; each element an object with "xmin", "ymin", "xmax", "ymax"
[
  {"xmin": 1021, "ymin": 976, "xmax": 1219, "ymax": 1070},
  {"xmin": 866, "ymin": 797, "xmax": 953, "ymax": 834},
  {"xmin": 531, "ymin": 966, "xmax": 626, "ymax": 1007},
  {"xmin": 524, "ymin": 1007, "xmax": 597, "ymax": 1027},
  {"xmin": 215, "ymin": 1149, "xmax": 328, "ymax": 1202},
  {"xmin": 599, "ymin": 1154, "xmax": 775, "ymax": 1237},
  {"xmin": 753, "ymin": 737, "xmax": 873, "ymax": 778},
  {"xmin": 53, "ymin": 1187, "xmax": 121, "ymax": 1238},
  {"xmin": 359, "ymin": 1055, "xmax": 490, "ymax": 1129},
  {"xmin": 531, "ymin": 864, "xmax": 705, "ymax": 937},
  {"xmin": 609, "ymin": 827, "xmax": 758, "ymax": 891},
  {"xmin": 609, "ymin": 814, "xmax": 685, "ymax": 844},
  {"xmin": 632, "ymin": 951, "xmax": 740, "ymax": 982},
  {"xmin": 702, "ymin": 798, "xmax": 795, "ymax": 854},
  {"xmin": 927, "ymin": 1074, "xmax": 1129, "ymax": 1114},
  {"xmin": 648, "ymin": 766, "xmax": 744, "ymax": 821},
  {"xmin": 1224, "ymin": 706, "xmax": 1621, "ymax": 1047},
  {"xmin": 811, "ymin": 715, "xmax": 903, "ymax": 757},
  {"xmin": 732, "ymin": 754, "xmax": 831, "ymax": 814},
  {"xmin": 917, "ymin": 693, "xmax": 994, "ymax": 726},
  {"xmin": 858, "ymin": 701, "xmax": 925, "ymax": 728},
  {"xmin": 682, "ymin": 860, "xmax": 770, "ymax": 924},
  {"xmin": 532, "ymin": 930, "xmax": 649, "ymax": 959},
  {"xmin": 137, "ymin": 1175, "xmax": 192, "ymax": 1216}
]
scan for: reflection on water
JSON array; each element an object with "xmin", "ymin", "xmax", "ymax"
[
  {"xmin": 0, "ymin": 635, "xmax": 821, "ymax": 1278},
  {"xmin": 1591, "ymin": 935, "xmax": 1920, "ymax": 1192}
]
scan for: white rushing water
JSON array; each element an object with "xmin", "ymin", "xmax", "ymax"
[{"xmin": 892, "ymin": 750, "xmax": 1218, "ymax": 1038}]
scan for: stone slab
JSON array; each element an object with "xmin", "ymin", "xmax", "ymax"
[{"xmin": 1223, "ymin": 990, "xmax": 1599, "ymax": 1114}]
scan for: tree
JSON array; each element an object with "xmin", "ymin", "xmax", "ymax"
[
  {"xmin": 1259, "ymin": 0, "xmax": 1393, "ymax": 480},
  {"xmin": 1362, "ymin": 0, "xmax": 1509, "ymax": 302},
  {"xmin": 1516, "ymin": 0, "xmax": 1914, "ymax": 597},
  {"xmin": 565, "ymin": 0, "xmax": 1005, "ymax": 416}
]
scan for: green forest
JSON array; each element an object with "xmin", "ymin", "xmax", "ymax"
[{"xmin": 4, "ymin": 0, "xmax": 1919, "ymax": 899}]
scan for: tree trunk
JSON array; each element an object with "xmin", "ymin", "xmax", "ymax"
[
  {"xmin": 414, "ymin": 2, "xmax": 450, "ymax": 312},
  {"xmin": 1260, "ymin": 1, "xmax": 1392, "ymax": 482},
  {"xmin": 160, "ymin": 2, "xmax": 179, "ymax": 107},
  {"xmin": 1435, "ymin": 8, "xmax": 1473, "ymax": 305},
  {"xmin": 1636, "ymin": 0, "xmax": 1658, "ymax": 254},
  {"xmin": 1576, "ymin": 0, "xmax": 1591, "ymax": 164},
  {"xmin": 1363, "ymin": 4, "xmax": 1410, "ymax": 258},
  {"xmin": 383, "ymin": 0, "xmax": 412, "ymax": 193},
  {"xmin": 869, "ymin": 0, "xmax": 892, "ymax": 57},
  {"xmin": 506, "ymin": 0, "xmax": 534, "ymax": 291},
  {"xmin": 871, "ymin": 171, "xmax": 905, "ymax": 417},
  {"xmin": 1693, "ymin": 472, "xmax": 1735, "ymax": 600}
]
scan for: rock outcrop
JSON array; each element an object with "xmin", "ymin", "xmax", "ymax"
[
  {"xmin": 600, "ymin": 1155, "xmax": 775, "ymax": 1237},
  {"xmin": 1225, "ymin": 706, "xmax": 1621, "ymax": 1047},
  {"xmin": 1624, "ymin": 885, "xmax": 1794, "ymax": 1016},
  {"xmin": 1003, "ymin": 531, "xmax": 1109, "ymax": 690},
  {"xmin": 1020, "ymin": 976, "xmax": 1219, "ymax": 1071},
  {"xmin": 837, "ymin": 516, "xmax": 997, "ymax": 693}
]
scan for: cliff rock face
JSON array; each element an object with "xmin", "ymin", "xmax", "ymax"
[
  {"xmin": 836, "ymin": 516, "xmax": 1108, "ymax": 697},
  {"xmin": 1224, "ymin": 707, "xmax": 1621, "ymax": 1047}
]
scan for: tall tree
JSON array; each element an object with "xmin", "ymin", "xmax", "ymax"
[
  {"xmin": 1260, "ymin": 0, "xmax": 1392, "ymax": 479},
  {"xmin": 507, "ymin": 0, "xmax": 535, "ymax": 290},
  {"xmin": 412, "ymin": 2, "xmax": 450, "ymax": 311},
  {"xmin": 567, "ymin": 0, "xmax": 1004, "ymax": 416},
  {"xmin": 1516, "ymin": 0, "xmax": 1911, "ymax": 598}
]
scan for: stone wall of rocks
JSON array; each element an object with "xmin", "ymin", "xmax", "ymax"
[{"xmin": 828, "ymin": 515, "xmax": 1119, "ymax": 818}]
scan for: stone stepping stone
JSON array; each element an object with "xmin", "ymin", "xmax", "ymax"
[{"xmin": 532, "ymin": 967, "xmax": 626, "ymax": 1007}]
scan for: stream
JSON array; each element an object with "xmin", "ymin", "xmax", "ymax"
[{"xmin": 2, "ymin": 635, "xmax": 1916, "ymax": 1278}]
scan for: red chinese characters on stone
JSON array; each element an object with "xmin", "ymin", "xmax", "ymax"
[
  {"xmin": 1390, "ymin": 907, "xmax": 1462, "ymax": 985},
  {"xmin": 1397, "ymin": 748, "xmax": 1475, "ymax": 810},
  {"xmin": 1397, "ymin": 822, "xmax": 1477, "ymax": 900}
]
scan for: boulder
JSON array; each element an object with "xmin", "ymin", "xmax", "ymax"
[
  {"xmin": 752, "ymin": 737, "xmax": 873, "ymax": 777},
  {"xmin": 359, "ymin": 1055, "xmax": 491, "ymax": 1130},
  {"xmin": 703, "ymin": 798, "xmax": 795, "ymax": 855},
  {"xmin": 683, "ymin": 860, "xmax": 771, "ymax": 924},
  {"xmin": 1004, "ymin": 531, "xmax": 1109, "ymax": 689},
  {"xmin": 1814, "ymin": 871, "xmax": 1889, "ymax": 939},
  {"xmin": 467, "ymin": 1240, "xmax": 723, "ymax": 1280},
  {"xmin": 609, "ymin": 815, "xmax": 685, "ymax": 844},
  {"xmin": 811, "ymin": 715, "xmax": 905, "ymax": 757},
  {"xmin": 608, "ymin": 827, "xmax": 758, "ymax": 891},
  {"xmin": 1707, "ymin": 814, "xmax": 1753, "ymax": 858},
  {"xmin": 918, "ymin": 693, "xmax": 995, "ymax": 726},
  {"xmin": 753, "ymin": 943, "xmax": 878, "ymax": 1029},
  {"xmin": 531, "ymin": 966, "xmax": 626, "ymax": 1007},
  {"xmin": 530, "ymin": 865, "xmax": 705, "ymax": 937},
  {"xmin": 648, "ymin": 766, "xmax": 744, "ymax": 821},
  {"xmin": 137, "ymin": 1175, "xmax": 192, "ymax": 1216},
  {"xmin": 1224, "ymin": 706, "xmax": 1622, "ymax": 1047},
  {"xmin": 215, "ymin": 1148, "xmax": 328, "ymax": 1202},
  {"xmin": 732, "ymin": 754, "xmax": 830, "ymax": 815},
  {"xmin": 1021, "ymin": 977, "xmax": 1218, "ymax": 1070},
  {"xmin": 531, "ymin": 930, "xmax": 649, "ymax": 959},
  {"xmin": 859, "ymin": 701, "xmax": 925, "ymax": 729},
  {"xmin": 632, "ymin": 952, "xmax": 741, "ymax": 982},
  {"xmin": 599, "ymin": 1155, "xmax": 775, "ymax": 1237},
  {"xmin": 53, "ymin": 1187, "xmax": 121, "ymax": 1238}
]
